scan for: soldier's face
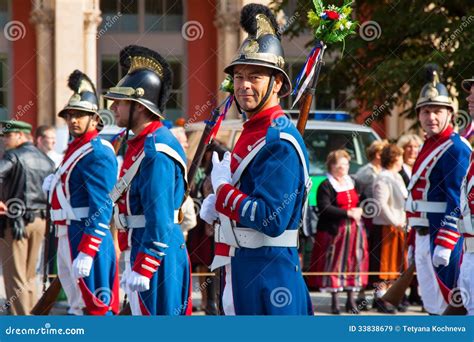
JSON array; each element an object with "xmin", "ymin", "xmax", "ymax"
[
  {"xmin": 64, "ymin": 110, "xmax": 97, "ymax": 137},
  {"xmin": 418, "ymin": 105, "xmax": 451, "ymax": 137},
  {"xmin": 233, "ymin": 65, "xmax": 282, "ymax": 114},
  {"xmin": 467, "ymin": 85, "xmax": 474, "ymax": 116},
  {"xmin": 110, "ymin": 100, "xmax": 131, "ymax": 128}
]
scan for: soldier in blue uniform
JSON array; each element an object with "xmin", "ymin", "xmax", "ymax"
[
  {"xmin": 405, "ymin": 68, "xmax": 471, "ymax": 315},
  {"xmin": 199, "ymin": 4, "xmax": 313, "ymax": 315},
  {"xmin": 44, "ymin": 70, "xmax": 119, "ymax": 315},
  {"xmin": 105, "ymin": 45, "xmax": 191, "ymax": 316}
]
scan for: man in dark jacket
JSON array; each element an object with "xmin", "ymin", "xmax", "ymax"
[{"xmin": 0, "ymin": 120, "xmax": 55, "ymax": 315}]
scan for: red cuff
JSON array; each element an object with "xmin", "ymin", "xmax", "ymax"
[
  {"xmin": 78, "ymin": 234, "xmax": 102, "ymax": 257},
  {"xmin": 215, "ymin": 184, "xmax": 248, "ymax": 222},
  {"xmin": 132, "ymin": 252, "xmax": 161, "ymax": 279},
  {"xmin": 434, "ymin": 228, "xmax": 460, "ymax": 250}
]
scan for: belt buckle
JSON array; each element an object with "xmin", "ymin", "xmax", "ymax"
[{"xmin": 412, "ymin": 201, "xmax": 418, "ymax": 211}]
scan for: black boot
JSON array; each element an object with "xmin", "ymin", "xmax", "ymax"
[
  {"xmin": 204, "ymin": 276, "xmax": 218, "ymax": 315},
  {"xmin": 331, "ymin": 292, "xmax": 340, "ymax": 315}
]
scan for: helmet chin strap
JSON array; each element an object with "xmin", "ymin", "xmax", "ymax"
[
  {"xmin": 71, "ymin": 114, "xmax": 94, "ymax": 139},
  {"xmin": 125, "ymin": 101, "xmax": 136, "ymax": 141}
]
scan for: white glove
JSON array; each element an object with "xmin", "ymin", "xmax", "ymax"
[
  {"xmin": 120, "ymin": 268, "xmax": 130, "ymax": 293},
  {"xmin": 432, "ymin": 245, "xmax": 452, "ymax": 267},
  {"xmin": 127, "ymin": 271, "xmax": 150, "ymax": 292},
  {"xmin": 72, "ymin": 252, "xmax": 94, "ymax": 279},
  {"xmin": 42, "ymin": 174, "xmax": 55, "ymax": 194},
  {"xmin": 211, "ymin": 151, "xmax": 231, "ymax": 192},
  {"xmin": 200, "ymin": 194, "xmax": 218, "ymax": 224}
]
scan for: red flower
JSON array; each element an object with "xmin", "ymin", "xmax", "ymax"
[{"xmin": 325, "ymin": 10, "xmax": 340, "ymax": 20}]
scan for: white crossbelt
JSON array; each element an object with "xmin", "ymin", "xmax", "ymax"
[
  {"xmin": 115, "ymin": 210, "xmax": 181, "ymax": 229},
  {"xmin": 215, "ymin": 226, "xmax": 298, "ymax": 249},
  {"xmin": 464, "ymin": 237, "xmax": 474, "ymax": 253},
  {"xmin": 405, "ymin": 199, "xmax": 447, "ymax": 213},
  {"xmin": 50, "ymin": 207, "xmax": 90, "ymax": 221}
]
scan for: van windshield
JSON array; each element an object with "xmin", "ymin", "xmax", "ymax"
[{"xmin": 303, "ymin": 129, "xmax": 378, "ymax": 176}]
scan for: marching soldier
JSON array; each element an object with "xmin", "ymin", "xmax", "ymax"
[
  {"xmin": 457, "ymin": 76, "xmax": 474, "ymax": 315},
  {"xmin": 405, "ymin": 68, "xmax": 471, "ymax": 315},
  {"xmin": 199, "ymin": 3, "xmax": 313, "ymax": 315},
  {"xmin": 105, "ymin": 45, "xmax": 191, "ymax": 315},
  {"xmin": 44, "ymin": 70, "xmax": 119, "ymax": 315},
  {"xmin": 0, "ymin": 120, "xmax": 54, "ymax": 315}
]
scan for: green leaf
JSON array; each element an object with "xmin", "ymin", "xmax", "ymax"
[{"xmin": 312, "ymin": 0, "xmax": 324, "ymax": 15}]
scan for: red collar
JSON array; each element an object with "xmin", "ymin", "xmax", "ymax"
[
  {"xmin": 412, "ymin": 125, "xmax": 453, "ymax": 173},
  {"xmin": 63, "ymin": 129, "xmax": 98, "ymax": 162},
  {"xmin": 231, "ymin": 105, "xmax": 284, "ymax": 172},
  {"xmin": 425, "ymin": 125, "xmax": 453, "ymax": 144},
  {"xmin": 243, "ymin": 105, "xmax": 284, "ymax": 131},
  {"xmin": 122, "ymin": 121, "xmax": 163, "ymax": 173}
]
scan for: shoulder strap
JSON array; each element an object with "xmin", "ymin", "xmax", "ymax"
[{"xmin": 109, "ymin": 151, "xmax": 145, "ymax": 203}]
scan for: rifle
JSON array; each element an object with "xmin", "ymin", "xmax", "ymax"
[
  {"xmin": 31, "ymin": 198, "xmax": 62, "ymax": 315},
  {"xmin": 295, "ymin": 51, "xmax": 325, "ymax": 136},
  {"xmin": 31, "ymin": 277, "xmax": 62, "ymax": 315},
  {"xmin": 381, "ymin": 263, "xmax": 415, "ymax": 307}
]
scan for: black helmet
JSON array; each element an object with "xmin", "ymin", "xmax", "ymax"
[
  {"xmin": 416, "ymin": 65, "xmax": 454, "ymax": 111},
  {"xmin": 104, "ymin": 45, "xmax": 172, "ymax": 119},
  {"xmin": 224, "ymin": 3, "xmax": 291, "ymax": 98},
  {"xmin": 59, "ymin": 70, "xmax": 100, "ymax": 119}
]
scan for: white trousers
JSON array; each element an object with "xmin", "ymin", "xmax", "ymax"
[
  {"xmin": 57, "ymin": 232, "xmax": 85, "ymax": 315},
  {"xmin": 458, "ymin": 252, "xmax": 474, "ymax": 315},
  {"xmin": 415, "ymin": 233, "xmax": 448, "ymax": 315}
]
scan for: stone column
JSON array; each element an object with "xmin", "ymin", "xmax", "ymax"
[
  {"xmin": 83, "ymin": 0, "xmax": 102, "ymax": 85},
  {"xmin": 30, "ymin": 2, "xmax": 54, "ymax": 125}
]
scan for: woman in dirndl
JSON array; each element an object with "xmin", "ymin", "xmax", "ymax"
[{"xmin": 309, "ymin": 149, "xmax": 368, "ymax": 314}]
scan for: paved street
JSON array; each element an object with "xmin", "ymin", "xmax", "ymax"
[{"xmin": 0, "ymin": 264, "xmax": 426, "ymax": 316}]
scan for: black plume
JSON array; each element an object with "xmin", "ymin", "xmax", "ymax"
[
  {"xmin": 240, "ymin": 3, "xmax": 280, "ymax": 39},
  {"xmin": 67, "ymin": 69, "xmax": 97, "ymax": 95},
  {"xmin": 424, "ymin": 63, "xmax": 441, "ymax": 83}
]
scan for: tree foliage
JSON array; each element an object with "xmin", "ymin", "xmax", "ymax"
[{"xmin": 273, "ymin": 0, "xmax": 474, "ymax": 120}]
